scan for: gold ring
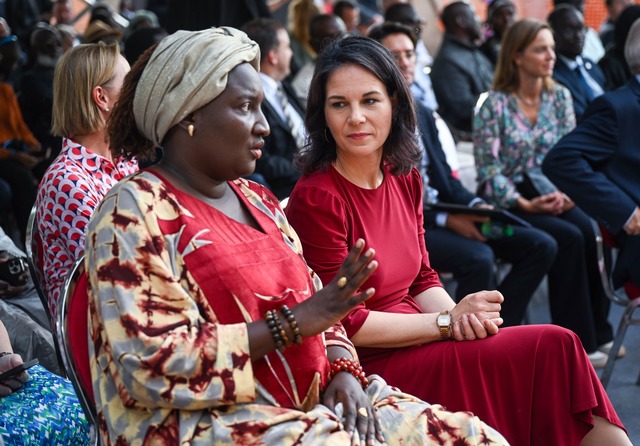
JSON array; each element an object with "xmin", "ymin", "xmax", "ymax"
[
  {"xmin": 358, "ymin": 407, "xmax": 368, "ymax": 417},
  {"xmin": 337, "ymin": 276, "xmax": 348, "ymax": 288}
]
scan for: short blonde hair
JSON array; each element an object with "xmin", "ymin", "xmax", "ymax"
[
  {"xmin": 52, "ymin": 41, "xmax": 120, "ymax": 137},
  {"xmin": 493, "ymin": 19, "xmax": 555, "ymax": 93}
]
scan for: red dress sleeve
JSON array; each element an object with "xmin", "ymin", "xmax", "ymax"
[{"xmin": 288, "ymin": 168, "xmax": 441, "ymax": 340}]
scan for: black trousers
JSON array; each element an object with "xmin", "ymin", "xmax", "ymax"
[
  {"xmin": 512, "ymin": 206, "xmax": 614, "ymax": 352},
  {"xmin": 425, "ymin": 224, "xmax": 556, "ymax": 327}
]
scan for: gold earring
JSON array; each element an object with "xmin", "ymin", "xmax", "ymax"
[{"xmin": 188, "ymin": 124, "xmax": 195, "ymax": 137}]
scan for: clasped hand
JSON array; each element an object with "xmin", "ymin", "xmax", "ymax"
[
  {"xmin": 526, "ymin": 191, "xmax": 574, "ymax": 215},
  {"xmin": 450, "ymin": 290, "xmax": 504, "ymax": 341}
]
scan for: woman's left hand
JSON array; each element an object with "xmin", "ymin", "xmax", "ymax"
[
  {"xmin": 323, "ymin": 372, "xmax": 384, "ymax": 446},
  {"xmin": 450, "ymin": 290, "xmax": 503, "ymax": 341}
]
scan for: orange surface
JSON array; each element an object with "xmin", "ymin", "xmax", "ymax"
[{"xmin": 460, "ymin": 0, "xmax": 639, "ymax": 30}]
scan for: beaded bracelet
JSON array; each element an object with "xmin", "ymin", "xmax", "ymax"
[
  {"xmin": 280, "ymin": 305, "xmax": 302, "ymax": 345},
  {"xmin": 328, "ymin": 357, "xmax": 368, "ymax": 389},
  {"xmin": 265, "ymin": 310, "xmax": 290, "ymax": 352}
]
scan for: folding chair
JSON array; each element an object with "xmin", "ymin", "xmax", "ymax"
[
  {"xmin": 592, "ymin": 220, "xmax": 640, "ymax": 389},
  {"xmin": 25, "ymin": 204, "xmax": 68, "ymax": 376},
  {"xmin": 56, "ymin": 254, "xmax": 99, "ymax": 445},
  {"xmin": 25, "ymin": 204, "xmax": 53, "ymax": 326}
]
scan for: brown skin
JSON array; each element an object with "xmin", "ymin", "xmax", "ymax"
[{"xmin": 154, "ymin": 63, "xmax": 382, "ymax": 445}]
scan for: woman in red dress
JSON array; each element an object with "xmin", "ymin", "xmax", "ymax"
[{"xmin": 286, "ymin": 35, "xmax": 630, "ymax": 446}]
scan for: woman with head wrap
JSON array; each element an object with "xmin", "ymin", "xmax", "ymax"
[
  {"xmin": 88, "ymin": 27, "xmax": 509, "ymax": 445},
  {"xmin": 35, "ymin": 41, "xmax": 138, "ymax": 320}
]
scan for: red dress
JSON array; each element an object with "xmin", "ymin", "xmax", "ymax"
[{"xmin": 286, "ymin": 166, "xmax": 625, "ymax": 445}]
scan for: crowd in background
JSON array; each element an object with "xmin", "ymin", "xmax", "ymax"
[{"xmin": 0, "ymin": 0, "xmax": 638, "ymax": 444}]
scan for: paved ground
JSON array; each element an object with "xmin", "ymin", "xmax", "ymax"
[{"xmin": 527, "ymin": 288, "xmax": 640, "ymax": 444}]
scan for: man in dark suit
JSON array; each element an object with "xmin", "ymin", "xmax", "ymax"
[
  {"xmin": 549, "ymin": 5, "xmax": 605, "ymax": 121},
  {"xmin": 543, "ymin": 19, "xmax": 640, "ymax": 291},
  {"xmin": 242, "ymin": 18, "xmax": 305, "ymax": 199},
  {"xmin": 370, "ymin": 22, "xmax": 557, "ymax": 325}
]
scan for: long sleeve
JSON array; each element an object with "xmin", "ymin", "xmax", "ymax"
[
  {"xmin": 0, "ymin": 83, "xmax": 39, "ymax": 151},
  {"xmin": 473, "ymin": 93, "xmax": 520, "ymax": 208},
  {"xmin": 543, "ymin": 92, "xmax": 637, "ymax": 233},
  {"xmin": 473, "ymin": 87, "xmax": 575, "ymax": 209},
  {"xmin": 287, "ymin": 169, "xmax": 441, "ymax": 340},
  {"xmin": 87, "ymin": 181, "xmax": 256, "ymax": 410}
]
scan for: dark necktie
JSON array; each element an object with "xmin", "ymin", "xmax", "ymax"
[
  {"xmin": 276, "ymin": 85, "xmax": 306, "ymax": 150},
  {"xmin": 575, "ymin": 66, "xmax": 595, "ymax": 101}
]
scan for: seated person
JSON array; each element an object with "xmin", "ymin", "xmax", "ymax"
[
  {"xmin": 473, "ymin": 19, "xmax": 616, "ymax": 367},
  {"xmin": 19, "ymin": 24, "xmax": 64, "ymax": 175},
  {"xmin": 87, "ymin": 26, "xmax": 509, "ymax": 445},
  {"xmin": 430, "ymin": 1, "xmax": 494, "ymax": 139},
  {"xmin": 479, "ymin": 0, "xmax": 516, "ymax": 68},
  {"xmin": 35, "ymin": 42, "xmax": 137, "ymax": 319},
  {"xmin": 0, "ymin": 34, "xmax": 40, "ymax": 242},
  {"xmin": 291, "ymin": 13, "xmax": 346, "ymax": 108},
  {"xmin": 599, "ymin": 5, "xmax": 640, "ymax": 90},
  {"xmin": 0, "ymin": 319, "xmax": 89, "ymax": 443},
  {"xmin": 549, "ymin": 5, "xmax": 605, "ymax": 122},
  {"xmin": 543, "ymin": 18, "xmax": 640, "ymax": 293},
  {"xmin": 369, "ymin": 22, "xmax": 556, "ymax": 325},
  {"xmin": 242, "ymin": 18, "xmax": 306, "ymax": 199},
  {"xmin": 286, "ymin": 35, "xmax": 630, "ymax": 445},
  {"xmin": 384, "ymin": 3, "xmax": 438, "ymax": 110}
]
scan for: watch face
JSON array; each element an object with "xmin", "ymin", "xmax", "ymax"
[{"xmin": 437, "ymin": 314, "xmax": 450, "ymax": 326}]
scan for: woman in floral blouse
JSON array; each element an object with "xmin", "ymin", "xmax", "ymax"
[{"xmin": 473, "ymin": 19, "xmax": 615, "ymax": 368}]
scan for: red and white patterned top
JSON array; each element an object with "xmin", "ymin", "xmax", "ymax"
[{"xmin": 35, "ymin": 138, "xmax": 138, "ymax": 319}]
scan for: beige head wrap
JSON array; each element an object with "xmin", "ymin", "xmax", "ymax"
[{"xmin": 133, "ymin": 27, "xmax": 260, "ymax": 147}]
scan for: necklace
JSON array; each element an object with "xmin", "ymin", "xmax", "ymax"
[{"xmin": 514, "ymin": 91, "xmax": 540, "ymax": 107}]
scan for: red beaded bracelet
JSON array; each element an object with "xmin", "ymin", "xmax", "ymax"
[{"xmin": 328, "ymin": 357, "xmax": 368, "ymax": 389}]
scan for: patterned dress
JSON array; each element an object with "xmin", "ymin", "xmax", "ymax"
[
  {"xmin": 473, "ymin": 85, "xmax": 575, "ymax": 208},
  {"xmin": 0, "ymin": 365, "xmax": 90, "ymax": 445},
  {"xmin": 35, "ymin": 138, "xmax": 138, "ymax": 318},
  {"xmin": 86, "ymin": 170, "xmax": 508, "ymax": 446}
]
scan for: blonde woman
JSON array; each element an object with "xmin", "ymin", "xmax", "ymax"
[
  {"xmin": 473, "ymin": 19, "xmax": 615, "ymax": 368},
  {"xmin": 35, "ymin": 42, "xmax": 138, "ymax": 319}
]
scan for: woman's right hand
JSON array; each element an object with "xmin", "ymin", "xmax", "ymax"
[
  {"xmin": 296, "ymin": 239, "xmax": 378, "ymax": 338},
  {"xmin": 450, "ymin": 290, "xmax": 503, "ymax": 341}
]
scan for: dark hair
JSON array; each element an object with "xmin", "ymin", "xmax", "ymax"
[
  {"xmin": 333, "ymin": 1, "xmax": 358, "ymax": 18},
  {"xmin": 548, "ymin": 4, "xmax": 581, "ymax": 30},
  {"xmin": 384, "ymin": 3, "xmax": 421, "ymax": 24},
  {"xmin": 297, "ymin": 35, "xmax": 419, "ymax": 176},
  {"xmin": 614, "ymin": 5, "xmax": 640, "ymax": 49},
  {"xmin": 487, "ymin": 0, "xmax": 515, "ymax": 21},
  {"xmin": 367, "ymin": 21, "xmax": 417, "ymax": 48},
  {"xmin": 124, "ymin": 26, "xmax": 167, "ymax": 65},
  {"xmin": 108, "ymin": 44, "xmax": 158, "ymax": 160},
  {"xmin": 241, "ymin": 18, "xmax": 284, "ymax": 63},
  {"xmin": 441, "ymin": 1, "xmax": 469, "ymax": 32}
]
